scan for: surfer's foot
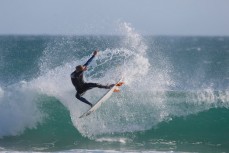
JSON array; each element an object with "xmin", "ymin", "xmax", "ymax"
[
  {"xmin": 116, "ymin": 82, "xmax": 124, "ymax": 87},
  {"xmin": 89, "ymin": 103, "xmax": 93, "ymax": 108}
]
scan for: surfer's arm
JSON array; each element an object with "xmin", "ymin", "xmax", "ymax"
[{"xmin": 83, "ymin": 51, "xmax": 98, "ymax": 67}]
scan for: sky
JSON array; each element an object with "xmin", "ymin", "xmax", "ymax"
[{"xmin": 0, "ymin": 0, "xmax": 229, "ymax": 36}]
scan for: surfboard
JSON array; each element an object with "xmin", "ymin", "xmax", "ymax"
[{"xmin": 79, "ymin": 78, "xmax": 124, "ymax": 118}]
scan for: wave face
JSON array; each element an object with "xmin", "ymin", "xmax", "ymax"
[{"xmin": 0, "ymin": 23, "xmax": 229, "ymax": 152}]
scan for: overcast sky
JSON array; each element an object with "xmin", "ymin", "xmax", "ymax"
[{"xmin": 0, "ymin": 0, "xmax": 229, "ymax": 36}]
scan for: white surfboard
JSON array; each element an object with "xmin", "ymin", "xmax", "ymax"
[{"xmin": 79, "ymin": 78, "xmax": 124, "ymax": 118}]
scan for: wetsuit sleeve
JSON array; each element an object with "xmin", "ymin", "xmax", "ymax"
[{"xmin": 83, "ymin": 55, "xmax": 95, "ymax": 67}]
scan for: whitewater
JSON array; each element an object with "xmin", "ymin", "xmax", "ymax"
[{"xmin": 0, "ymin": 23, "xmax": 229, "ymax": 153}]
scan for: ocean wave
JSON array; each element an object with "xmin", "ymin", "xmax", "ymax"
[
  {"xmin": 1, "ymin": 95, "xmax": 228, "ymax": 152},
  {"xmin": 0, "ymin": 81, "xmax": 43, "ymax": 138},
  {"xmin": 0, "ymin": 23, "xmax": 229, "ymax": 152}
]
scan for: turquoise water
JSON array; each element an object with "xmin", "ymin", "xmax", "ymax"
[{"xmin": 0, "ymin": 25, "xmax": 229, "ymax": 153}]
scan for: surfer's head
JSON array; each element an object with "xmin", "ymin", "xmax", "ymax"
[
  {"xmin": 75, "ymin": 65, "xmax": 87, "ymax": 72},
  {"xmin": 75, "ymin": 65, "xmax": 83, "ymax": 72}
]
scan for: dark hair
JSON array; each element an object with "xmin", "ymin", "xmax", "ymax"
[{"xmin": 75, "ymin": 65, "xmax": 83, "ymax": 72}]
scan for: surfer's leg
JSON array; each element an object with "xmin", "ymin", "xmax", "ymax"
[
  {"xmin": 75, "ymin": 92, "xmax": 93, "ymax": 107},
  {"xmin": 85, "ymin": 83, "xmax": 115, "ymax": 90}
]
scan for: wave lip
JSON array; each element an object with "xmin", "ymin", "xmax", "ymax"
[{"xmin": 0, "ymin": 82, "xmax": 43, "ymax": 138}]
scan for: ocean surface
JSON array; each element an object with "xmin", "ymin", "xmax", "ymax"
[{"xmin": 0, "ymin": 24, "xmax": 229, "ymax": 153}]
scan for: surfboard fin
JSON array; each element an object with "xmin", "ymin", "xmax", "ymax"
[
  {"xmin": 114, "ymin": 89, "xmax": 120, "ymax": 92},
  {"xmin": 113, "ymin": 86, "xmax": 120, "ymax": 92}
]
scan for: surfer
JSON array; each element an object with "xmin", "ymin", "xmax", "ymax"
[{"xmin": 71, "ymin": 51, "xmax": 114, "ymax": 107}]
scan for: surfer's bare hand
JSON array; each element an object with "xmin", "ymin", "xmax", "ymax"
[
  {"xmin": 93, "ymin": 51, "xmax": 98, "ymax": 56},
  {"xmin": 82, "ymin": 66, "xmax": 88, "ymax": 71}
]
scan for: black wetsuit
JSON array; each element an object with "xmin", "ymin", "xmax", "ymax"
[{"xmin": 71, "ymin": 55, "xmax": 111, "ymax": 107}]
